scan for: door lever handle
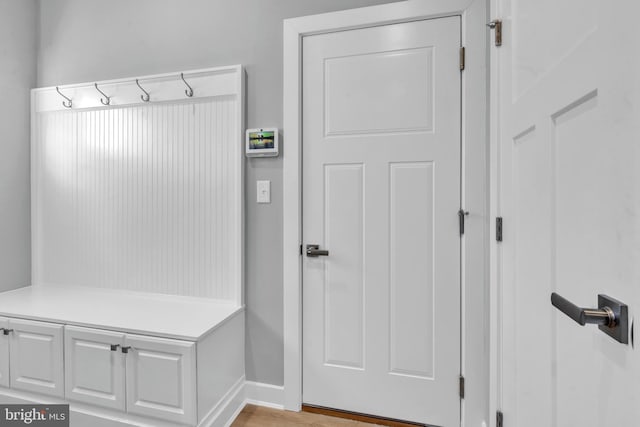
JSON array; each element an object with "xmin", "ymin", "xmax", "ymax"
[
  {"xmin": 306, "ymin": 244, "xmax": 329, "ymax": 257},
  {"xmin": 551, "ymin": 293, "xmax": 615, "ymax": 327},
  {"xmin": 551, "ymin": 292, "xmax": 628, "ymax": 344}
]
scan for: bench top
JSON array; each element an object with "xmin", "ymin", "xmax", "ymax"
[{"xmin": 0, "ymin": 285, "xmax": 242, "ymax": 341}]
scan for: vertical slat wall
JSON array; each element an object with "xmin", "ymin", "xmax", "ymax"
[{"xmin": 32, "ymin": 67, "xmax": 243, "ymax": 302}]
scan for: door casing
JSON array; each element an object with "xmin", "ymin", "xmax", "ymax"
[{"xmin": 283, "ymin": 1, "xmax": 488, "ymax": 425}]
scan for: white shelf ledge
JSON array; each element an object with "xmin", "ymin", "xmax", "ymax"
[{"xmin": 0, "ymin": 285, "xmax": 242, "ymax": 341}]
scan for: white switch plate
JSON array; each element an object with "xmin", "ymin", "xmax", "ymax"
[{"xmin": 257, "ymin": 180, "xmax": 271, "ymax": 204}]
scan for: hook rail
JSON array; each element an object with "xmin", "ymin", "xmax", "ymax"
[{"xmin": 54, "ymin": 73, "xmax": 202, "ymax": 109}]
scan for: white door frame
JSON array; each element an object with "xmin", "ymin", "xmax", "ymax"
[
  {"xmin": 488, "ymin": 0, "xmax": 501, "ymax": 424},
  {"xmin": 283, "ymin": 1, "xmax": 489, "ymax": 425}
]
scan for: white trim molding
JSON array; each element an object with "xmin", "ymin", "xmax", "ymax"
[
  {"xmin": 244, "ymin": 381, "xmax": 285, "ymax": 410},
  {"xmin": 0, "ymin": 379, "xmax": 286, "ymax": 427},
  {"xmin": 283, "ymin": 1, "xmax": 489, "ymax": 426}
]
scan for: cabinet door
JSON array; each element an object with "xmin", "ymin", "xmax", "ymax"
[
  {"xmin": 125, "ymin": 334, "xmax": 196, "ymax": 425},
  {"xmin": 65, "ymin": 326, "xmax": 125, "ymax": 410},
  {"xmin": 0, "ymin": 317, "xmax": 8, "ymax": 388},
  {"xmin": 9, "ymin": 319, "xmax": 64, "ymax": 397}
]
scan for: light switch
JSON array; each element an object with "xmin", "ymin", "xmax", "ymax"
[{"xmin": 257, "ymin": 180, "xmax": 271, "ymax": 204}]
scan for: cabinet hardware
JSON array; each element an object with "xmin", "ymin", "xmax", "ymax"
[
  {"xmin": 2, "ymin": 328, "xmax": 13, "ymax": 336},
  {"xmin": 110, "ymin": 344, "xmax": 121, "ymax": 352},
  {"xmin": 121, "ymin": 346, "xmax": 132, "ymax": 354}
]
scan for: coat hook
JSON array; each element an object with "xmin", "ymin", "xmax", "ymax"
[
  {"xmin": 55, "ymin": 86, "xmax": 73, "ymax": 108},
  {"xmin": 94, "ymin": 83, "xmax": 111, "ymax": 105},
  {"xmin": 181, "ymin": 73, "xmax": 194, "ymax": 97},
  {"xmin": 136, "ymin": 79, "xmax": 150, "ymax": 102}
]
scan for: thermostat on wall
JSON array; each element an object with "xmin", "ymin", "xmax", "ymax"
[{"xmin": 246, "ymin": 128, "xmax": 279, "ymax": 157}]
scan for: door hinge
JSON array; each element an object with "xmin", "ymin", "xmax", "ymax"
[
  {"xmin": 458, "ymin": 209, "xmax": 468, "ymax": 236},
  {"xmin": 460, "ymin": 47, "xmax": 466, "ymax": 71},
  {"xmin": 487, "ymin": 19, "xmax": 503, "ymax": 47},
  {"xmin": 497, "ymin": 411, "xmax": 504, "ymax": 427},
  {"xmin": 496, "ymin": 217, "xmax": 503, "ymax": 242},
  {"xmin": 459, "ymin": 375, "xmax": 465, "ymax": 399}
]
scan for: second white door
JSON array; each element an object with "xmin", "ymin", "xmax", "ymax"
[{"xmin": 302, "ymin": 17, "xmax": 462, "ymax": 426}]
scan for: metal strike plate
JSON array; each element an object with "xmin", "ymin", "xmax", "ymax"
[{"xmin": 598, "ymin": 294, "xmax": 628, "ymax": 344}]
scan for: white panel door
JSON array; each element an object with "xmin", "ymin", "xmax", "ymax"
[
  {"xmin": 65, "ymin": 326, "xmax": 125, "ymax": 410},
  {"xmin": 496, "ymin": 0, "xmax": 640, "ymax": 425},
  {"xmin": 0, "ymin": 317, "xmax": 8, "ymax": 388},
  {"xmin": 125, "ymin": 334, "xmax": 197, "ymax": 426},
  {"xmin": 9, "ymin": 319, "xmax": 64, "ymax": 397},
  {"xmin": 302, "ymin": 17, "xmax": 461, "ymax": 426}
]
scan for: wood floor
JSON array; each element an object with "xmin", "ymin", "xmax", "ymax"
[{"xmin": 232, "ymin": 405, "xmax": 383, "ymax": 427}]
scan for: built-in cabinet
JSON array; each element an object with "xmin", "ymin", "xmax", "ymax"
[
  {"xmin": 0, "ymin": 286, "xmax": 245, "ymax": 427},
  {"xmin": 65, "ymin": 326, "xmax": 197, "ymax": 425},
  {"xmin": 0, "ymin": 305, "xmax": 244, "ymax": 427},
  {"xmin": 1, "ymin": 317, "xmax": 64, "ymax": 398},
  {"xmin": 125, "ymin": 334, "xmax": 196, "ymax": 425},
  {"xmin": 4, "ymin": 65, "xmax": 247, "ymax": 427},
  {"xmin": 64, "ymin": 326, "xmax": 126, "ymax": 411}
]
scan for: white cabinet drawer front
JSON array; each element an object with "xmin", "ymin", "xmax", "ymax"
[
  {"xmin": 0, "ymin": 317, "xmax": 8, "ymax": 388},
  {"xmin": 65, "ymin": 326, "xmax": 126, "ymax": 410},
  {"xmin": 125, "ymin": 334, "xmax": 196, "ymax": 426},
  {"xmin": 9, "ymin": 319, "xmax": 64, "ymax": 397}
]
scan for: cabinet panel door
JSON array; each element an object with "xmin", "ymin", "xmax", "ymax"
[
  {"xmin": 125, "ymin": 334, "xmax": 196, "ymax": 426},
  {"xmin": 65, "ymin": 326, "xmax": 125, "ymax": 410},
  {"xmin": 0, "ymin": 317, "xmax": 8, "ymax": 388},
  {"xmin": 9, "ymin": 319, "xmax": 64, "ymax": 397}
]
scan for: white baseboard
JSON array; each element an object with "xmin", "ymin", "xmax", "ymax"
[
  {"xmin": 0, "ymin": 379, "xmax": 286, "ymax": 427},
  {"xmin": 243, "ymin": 381, "xmax": 285, "ymax": 410},
  {"xmin": 202, "ymin": 376, "xmax": 246, "ymax": 427}
]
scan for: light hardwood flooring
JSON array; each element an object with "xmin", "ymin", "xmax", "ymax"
[{"xmin": 232, "ymin": 405, "xmax": 383, "ymax": 427}]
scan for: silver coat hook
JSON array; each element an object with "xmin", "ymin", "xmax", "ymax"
[
  {"xmin": 55, "ymin": 86, "xmax": 72, "ymax": 108},
  {"xmin": 136, "ymin": 79, "xmax": 150, "ymax": 102},
  {"xmin": 94, "ymin": 83, "xmax": 111, "ymax": 105},
  {"xmin": 181, "ymin": 73, "xmax": 194, "ymax": 97}
]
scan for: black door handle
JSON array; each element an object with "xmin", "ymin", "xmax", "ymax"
[
  {"xmin": 306, "ymin": 244, "xmax": 329, "ymax": 257},
  {"xmin": 550, "ymin": 292, "xmax": 628, "ymax": 344},
  {"xmin": 551, "ymin": 293, "xmax": 614, "ymax": 326}
]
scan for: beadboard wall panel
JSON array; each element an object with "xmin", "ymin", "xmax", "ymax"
[{"xmin": 32, "ymin": 67, "xmax": 244, "ymax": 303}]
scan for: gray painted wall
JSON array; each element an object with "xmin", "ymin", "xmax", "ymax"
[
  {"xmin": 0, "ymin": 0, "xmax": 37, "ymax": 292},
  {"xmin": 37, "ymin": 0, "xmax": 401, "ymax": 385}
]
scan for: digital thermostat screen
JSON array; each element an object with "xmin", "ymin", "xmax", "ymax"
[
  {"xmin": 246, "ymin": 127, "xmax": 278, "ymax": 157},
  {"xmin": 248, "ymin": 131, "xmax": 275, "ymax": 150}
]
